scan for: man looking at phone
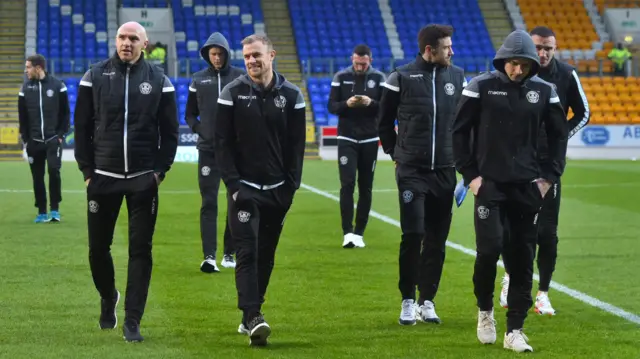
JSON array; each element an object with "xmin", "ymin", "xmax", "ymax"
[{"xmin": 328, "ymin": 44, "xmax": 386, "ymax": 249}]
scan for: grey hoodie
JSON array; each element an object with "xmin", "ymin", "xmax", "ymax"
[
  {"xmin": 493, "ymin": 30, "xmax": 540, "ymax": 82},
  {"xmin": 452, "ymin": 29, "xmax": 568, "ymax": 185},
  {"xmin": 200, "ymin": 32, "xmax": 232, "ymax": 72},
  {"xmin": 185, "ymin": 32, "xmax": 245, "ymax": 151}
]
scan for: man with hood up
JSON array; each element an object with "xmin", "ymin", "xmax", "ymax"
[
  {"xmin": 186, "ymin": 32, "xmax": 245, "ymax": 273},
  {"xmin": 499, "ymin": 26, "xmax": 591, "ymax": 316},
  {"xmin": 452, "ymin": 30, "xmax": 568, "ymax": 353}
]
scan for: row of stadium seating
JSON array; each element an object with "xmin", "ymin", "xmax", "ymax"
[
  {"xmin": 36, "ymin": 0, "xmax": 626, "ymax": 77},
  {"xmin": 173, "ymin": 0, "xmax": 264, "ymax": 75},
  {"xmin": 33, "ymin": 0, "xmax": 640, "ymax": 127},
  {"xmin": 289, "ymin": 0, "xmax": 495, "ymax": 75},
  {"xmin": 36, "ymin": 0, "xmax": 109, "ymax": 73},
  {"xmin": 517, "ymin": 0, "xmax": 600, "ymax": 50},
  {"xmin": 58, "ymin": 74, "xmax": 640, "ymax": 129}
]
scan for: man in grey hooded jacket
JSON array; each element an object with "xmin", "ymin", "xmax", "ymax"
[
  {"xmin": 452, "ymin": 30, "xmax": 568, "ymax": 353},
  {"xmin": 185, "ymin": 32, "xmax": 246, "ymax": 273}
]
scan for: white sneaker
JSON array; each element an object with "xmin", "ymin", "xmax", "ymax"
[
  {"xmin": 200, "ymin": 256, "xmax": 220, "ymax": 273},
  {"xmin": 398, "ymin": 299, "xmax": 417, "ymax": 325},
  {"xmin": 477, "ymin": 309, "xmax": 497, "ymax": 344},
  {"xmin": 500, "ymin": 274, "xmax": 509, "ymax": 308},
  {"xmin": 238, "ymin": 323, "xmax": 250, "ymax": 334},
  {"xmin": 504, "ymin": 329, "xmax": 533, "ymax": 352},
  {"xmin": 342, "ymin": 233, "xmax": 356, "ymax": 248},
  {"xmin": 417, "ymin": 300, "xmax": 441, "ymax": 324},
  {"xmin": 535, "ymin": 291, "xmax": 556, "ymax": 315},
  {"xmin": 221, "ymin": 254, "xmax": 236, "ymax": 268},
  {"xmin": 351, "ymin": 234, "xmax": 366, "ymax": 248}
]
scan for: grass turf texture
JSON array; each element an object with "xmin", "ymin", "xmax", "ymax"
[{"xmin": 0, "ymin": 160, "xmax": 639, "ymax": 358}]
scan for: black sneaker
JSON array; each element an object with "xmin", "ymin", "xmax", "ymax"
[
  {"xmin": 246, "ymin": 313, "xmax": 271, "ymax": 346},
  {"xmin": 99, "ymin": 290, "xmax": 120, "ymax": 329},
  {"xmin": 123, "ymin": 321, "xmax": 144, "ymax": 342}
]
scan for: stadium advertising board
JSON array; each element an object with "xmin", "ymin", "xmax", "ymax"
[
  {"xmin": 179, "ymin": 126, "xmax": 198, "ymax": 146},
  {"xmin": 61, "ymin": 126, "xmax": 198, "ymax": 149},
  {"xmin": 570, "ymin": 125, "xmax": 640, "ymax": 148},
  {"xmin": 321, "ymin": 125, "xmax": 640, "ymax": 149}
]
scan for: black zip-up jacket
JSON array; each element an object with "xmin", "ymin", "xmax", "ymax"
[
  {"xmin": 214, "ymin": 71, "xmax": 307, "ymax": 194},
  {"xmin": 378, "ymin": 54, "xmax": 466, "ymax": 169},
  {"xmin": 327, "ymin": 65, "xmax": 386, "ymax": 141},
  {"xmin": 185, "ymin": 32, "xmax": 245, "ymax": 151},
  {"xmin": 18, "ymin": 74, "xmax": 70, "ymax": 144},
  {"xmin": 452, "ymin": 30, "xmax": 568, "ymax": 186},
  {"xmin": 74, "ymin": 53, "xmax": 179, "ymax": 181},
  {"xmin": 536, "ymin": 57, "xmax": 590, "ymax": 160}
]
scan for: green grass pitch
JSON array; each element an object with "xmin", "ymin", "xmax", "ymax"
[{"xmin": 0, "ymin": 159, "xmax": 639, "ymax": 358}]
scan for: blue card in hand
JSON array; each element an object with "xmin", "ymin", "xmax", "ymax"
[{"xmin": 454, "ymin": 179, "xmax": 469, "ymax": 207}]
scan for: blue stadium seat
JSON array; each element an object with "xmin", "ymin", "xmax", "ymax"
[
  {"xmin": 172, "ymin": 0, "xmax": 263, "ymax": 76},
  {"xmin": 37, "ymin": 0, "xmax": 108, "ymax": 75},
  {"xmin": 389, "ymin": 0, "xmax": 494, "ymax": 74},
  {"xmin": 290, "ymin": 0, "xmax": 495, "ymax": 128}
]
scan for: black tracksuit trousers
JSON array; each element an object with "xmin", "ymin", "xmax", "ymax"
[
  {"xmin": 198, "ymin": 150, "xmax": 233, "ymax": 258},
  {"xmin": 26, "ymin": 139, "xmax": 62, "ymax": 213},
  {"xmin": 338, "ymin": 140, "xmax": 378, "ymax": 236},
  {"xmin": 227, "ymin": 183, "xmax": 294, "ymax": 319},
  {"xmin": 473, "ymin": 179, "xmax": 543, "ymax": 332},
  {"xmin": 503, "ymin": 179, "xmax": 561, "ymax": 292},
  {"xmin": 87, "ymin": 172, "xmax": 159, "ymax": 325},
  {"xmin": 396, "ymin": 164, "xmax": 455, "ymax": 304}
]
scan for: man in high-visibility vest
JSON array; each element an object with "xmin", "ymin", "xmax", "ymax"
[{"xmin": 608, "ymin": 43, "xmax": 632, "ymax": 76}]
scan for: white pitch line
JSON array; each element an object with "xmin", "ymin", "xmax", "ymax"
[{"xmin": 300, "ymin": 182, "xmax": 640, "ymax": 325}]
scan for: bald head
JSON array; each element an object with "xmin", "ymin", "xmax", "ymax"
[
  {"xmin": 116, "ymin": 21, "xmax": 148, "ymax": 63},
  {"xmin": 117, "ymin": 21, "xmax": 148, "ymax": 40}
]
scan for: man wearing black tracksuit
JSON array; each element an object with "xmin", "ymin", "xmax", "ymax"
[
  {"xmin": 185, "ymin": 32, "xmax": 245, "ymax": 272},
  {"xmin": 452, "ymin": 30, "xmax": 568, "ymax": 352},
  {"xmin": 74, "ymin": 26, "xmax": 179, "ymax": 342},
  {"xmin": 378, "ymin": 25, "xmax": 466, "ymax": 326},
  {"xmin": 500, "ymin": 26, "xmax": 591, "ymax": 315},
  {"xmin": 18, "ymin": 54, "xmax": 70, "ymax": 222},
  {"xmin": 328, "ymin": 44, "xmax": 386, "ymax": 249},
  {"xmin": 214, "ymin": 34, "xmax": 306, "ymax": 345}
]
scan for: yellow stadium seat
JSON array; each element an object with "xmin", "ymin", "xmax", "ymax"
[
  {"xmin": 520, "ymin": 0, "xmax": 598, "ymax": 49},
  {"xmin": 586, "ymin": 77, "xmax": 640, "ymax": 124}
]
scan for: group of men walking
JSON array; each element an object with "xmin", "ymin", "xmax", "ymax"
[
  {"xmin": 17, "ymin": 18, "xmax": 590, "ymax": 352},
  {"xmin": 329, "ymin": 25, "xmax": 589, "ymax": 353},
  {"xmin": 19, "ymin": 22, "xmax": 306, "ymax": 346}
]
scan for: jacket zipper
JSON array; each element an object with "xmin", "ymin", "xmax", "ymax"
[
  {"xmin": 124, "ymin": 67, "xmax": 130, "ymax": 173},
  {"xmin": 431, "ymin": 67, "xmax": 436, "ymax": 170},
  {"xmin": 38, "ymin": 81, "xmax": 44, "ymax": 140},
  {"xmin": 217, "ymin": 72, "xmax": 221, "ymax": 94}
]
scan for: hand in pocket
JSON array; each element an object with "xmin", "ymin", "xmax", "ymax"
[
  {"xmin": 470, "ymin": 176, "xmax": 483, "ymax": 196},
  {"xmin": 536, "ymin": 179, "xmax": 551, "ymax": 198}
]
